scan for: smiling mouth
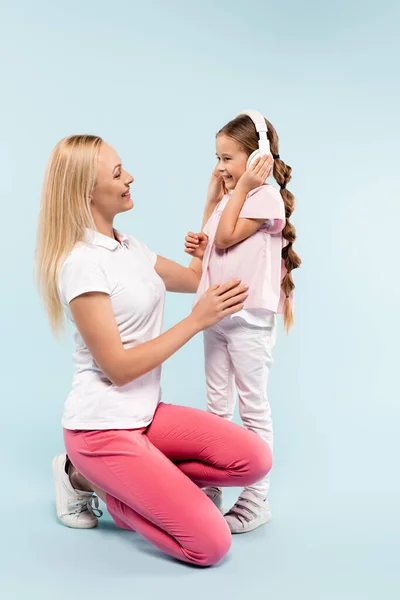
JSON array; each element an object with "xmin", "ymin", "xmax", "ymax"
[{"xmin": 122, "ymin": 190, "xmax": 130, "ymax": 197}]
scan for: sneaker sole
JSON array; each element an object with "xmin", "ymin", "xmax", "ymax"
[
  {"xmin": 52, "ymin": 455, "xmax": 98, "ymax": 530},
  {"xmin": 227, "ymin": 512, "xmax": 272, "ymax": 534}
]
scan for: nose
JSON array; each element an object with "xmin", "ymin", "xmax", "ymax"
[{"xmin": 125, "ymin": 171, "xmax": 134, "ymax": 184}]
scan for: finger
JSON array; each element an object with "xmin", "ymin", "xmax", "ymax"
[
  {"xmin": 254, "ymin": 155, "xmax": 269, "ymax": 174},
  {"xmin": 264, "ymin": 158, "xmax": 274, "ymax": 176},
  {"xmin": 214, "ymin": 279, "xmax": 242, "ymax": 296},
  {"xmin": 248, "ymin": 156, "xmax": 262, "ymax": 171},
  {"xmin": 221, "ymin": 291, "xmax": 248, "ymax": 309},
  {"xmin": 185, "ymin": 248, "xmax": 195, "ymax": 255},
  {"xmin": 186, "ymin": 233, "xmax": 199, "ymax": 240},
  {"xmin": 260, "ymin": 163, "xmax": 272, "ymax": 178},
  {"xmin": 212, "ymin": 167, "xmax": 222, "ymax": 178},
  {"xmin": 219, "ymin": 283, "xmax": 248, "ymax": 303},
  {"xmin": 186, "ymin": 237, "xmax": 199, "ymax": 245},
  {"xmin": 207, "ymin": 284, "xmax": 221, "ymax": 293},
  {"xmin": 221, "ymin": 303, "xmax": 245, "ymax": 317},
  {"xmin": 186, "ymin": 243, "xmax": 199, "ymax": 250}
]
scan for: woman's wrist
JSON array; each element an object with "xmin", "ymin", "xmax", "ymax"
[{"xmin": 184, "ymin": 313, "xmax": 203, "ymax": 336}]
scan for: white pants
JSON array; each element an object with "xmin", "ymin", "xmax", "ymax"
[{"xmin": 203, "ymin": 316, "xmax": 276, "ymax": 498}]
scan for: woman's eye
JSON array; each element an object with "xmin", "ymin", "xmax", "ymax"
[{"xmin": 115, "ymin": 172, "xmax": 121, "ymax": 179}]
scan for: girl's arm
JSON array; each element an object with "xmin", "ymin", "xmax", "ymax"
[
  {"xmin": 69, "ymin": 280, "xmax": 248, "ymax": 387},
  {"xmin": 155, "ymin": 255, "xmax": 202, "ymax": 293},
  {"xmin": 214, "ymin": 155, "xmax": 273, "ymax": 249},
  {"xmin": 202, "ymin": 168, "xmax": 226, "ymax": 228},
  {"xmin": 214, "ymin": 183, "xmax": 265, "ymax": 249}
]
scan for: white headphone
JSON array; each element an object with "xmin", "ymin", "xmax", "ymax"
[{"xmin": 236, "ymin": 109, "xmax": 272, "ymax": 179}]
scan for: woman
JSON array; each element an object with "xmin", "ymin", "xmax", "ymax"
[{"xmin": 35, "ymin": 135, "xmax": 272, "ymax": 567}]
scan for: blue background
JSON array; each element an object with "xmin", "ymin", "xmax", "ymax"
[{"xmin": 0, "ymin": 0, "xmax": 399, "ymax": 598}]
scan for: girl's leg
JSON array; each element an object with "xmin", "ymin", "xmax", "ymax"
[
  {"xmin": 64, "ymin": 428, "xmax": 231, "ymax": 567},
  {"xmin": 227, "ymin": 319, "xmax": 276, "ymax": 499},
  {"xmin": 202, "ymin": 324, "xmax": 237, "ymax": 509},
  {"xmin": 203, "ymin": 325, "xmax": 236, "ymax": 419},
  {"xmin": 216, "ymin": 319, "xmax": 276, "ymax": 533}
]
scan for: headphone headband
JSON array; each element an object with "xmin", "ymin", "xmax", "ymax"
[{"xmin": 236, "ymin": 109, "xmax": 270, "ymax": 154}]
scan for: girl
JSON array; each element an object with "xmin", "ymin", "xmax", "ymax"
[
  {"xmin": 185, "ymin": 110, "xmax": 301, "ymax": 533},
  {"xmin": 36, "ymin": 134, "xmax": 272, "ymax": 566}
]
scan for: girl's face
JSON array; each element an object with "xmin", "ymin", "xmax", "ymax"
[
  {"xmin": 215, "ymin": 134, "xmax": 249, "ymax": 191},
  {"xmin": 91, "ymin": 143, "xmax": 134, "ymax": 222}
]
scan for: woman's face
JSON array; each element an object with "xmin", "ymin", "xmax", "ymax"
[
  {"xmin": 215, "ymin": 134, "xmax": 248, "ymax": 191},
  {"xmin": 91, "ymin": 143, "xmax": 134, "ymax": 221}
]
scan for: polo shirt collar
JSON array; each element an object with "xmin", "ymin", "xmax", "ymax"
[{"xmin": 83, "ymin": 228, "xmax": 129, "ymax": 250}]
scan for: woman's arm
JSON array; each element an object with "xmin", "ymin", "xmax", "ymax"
[
  {"xmin": 214, "ymin": 155, "xmax": 274, "ymax": 249},
  {"xmin": 155, "ymin": 255, "xmax": 202, "ymax": 293},
  {"xmin": 69, "ymin": 280, "xmax": 248, "ymax": 387}
]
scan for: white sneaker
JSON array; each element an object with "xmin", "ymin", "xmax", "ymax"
[
  {"xmin": 52, "ymin": 454, "xmax": 103, "ymax": 529},
  {"xmin": 224, "ymin": 489, "xmax": 271, "ymax": 534},
  {"xmin": 203, "ymin": 486, "xmax": 225, "ymax": 514}
]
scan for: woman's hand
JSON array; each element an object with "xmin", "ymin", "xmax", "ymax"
[
  {"xmin": 184, "ymin": 231, "xmax": 208, "ymax": 259},
  {"xmin": 190, "ymin": 279, "xmax": 248, "ymax": 331},
  {"xmin": 237, "ymin": 154, "xmax": 274, "ymax": 195},
  {"xmin": 207, "ymin": 167, "xmax": 225, "ymax": 204}
]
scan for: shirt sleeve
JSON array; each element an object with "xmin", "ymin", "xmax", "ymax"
[
  {"xmin": 59, "ymin": 253, "xmax": 111, "ymax": 305},
  {"xmin": 239, "ymin": 185, "xmax": 285, "ymax": 233}
]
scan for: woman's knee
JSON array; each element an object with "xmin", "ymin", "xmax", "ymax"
[
  {"xmin": 191, "ymin": 518, "xmax": 232, "ymax": 567},
  {"xmin": 242, "ymin": 431, "xmax": 273, "ymax": 483}
]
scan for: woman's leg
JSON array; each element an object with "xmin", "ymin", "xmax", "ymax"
[
  {"xmin": 64, "ymin": 427, "xmax": 231, "ymax": 567},
  {"xmin": 145, "ymin": 402, "xmax": 272, "ymax": 488}
]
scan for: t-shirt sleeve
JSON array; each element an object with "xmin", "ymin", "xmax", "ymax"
[
  {"xmin": 59, "ymin": 253, "xmax": 111, "ymax": 305},
  {"xmin": 239, "ymin": 185, "xmax": 285, "ymax": 233}
]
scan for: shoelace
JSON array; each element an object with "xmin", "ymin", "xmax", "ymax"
[
  {"xmin": 69, "ymin": 494, "xmax": 103, "ymax": 518},
  {"xmin": 225, "ymin": 496, "xmax": 263, "ymax": 524}
]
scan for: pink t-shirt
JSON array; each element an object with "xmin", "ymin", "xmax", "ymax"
[{"xmin": 194, "ymin": 184, "xmax": 293, "ymax": 315}]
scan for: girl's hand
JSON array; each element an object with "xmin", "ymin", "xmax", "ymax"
[
  {"xmin": 184, "ymin": 231, "xmax": 208, "ymax": 259},
  {"xmin": 207, "ymin": 167, "xmax": 225, "ymax": 204},
  {"xmin": 237, "ymin": 154, "xmax": 274, "ymax": 195},
  {"xmin": 190, "ymin": 279, "xmax": 248, "ymax": 330}
]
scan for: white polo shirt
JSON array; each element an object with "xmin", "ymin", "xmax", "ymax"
[{"xmin": 58, "ymin": 228, "xmax": 166, "ymax": 430}]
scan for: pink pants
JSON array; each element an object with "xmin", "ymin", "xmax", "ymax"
[{"xmin": 64, "ymin": 402, "xmax": 271, "ymax": 566}]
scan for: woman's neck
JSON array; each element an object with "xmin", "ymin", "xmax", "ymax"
[{"xmin": 92, "ymin": 213, "xmax": 115, "ymax": 239}]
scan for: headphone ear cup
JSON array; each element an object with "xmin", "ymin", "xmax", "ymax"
[
  {"xmin": 247, "ymin": 149, "xmax": 271, "ymax": 184},
  {"xmin": 247, "ymin": 150, "xmax": 260, "ymax": 169}
]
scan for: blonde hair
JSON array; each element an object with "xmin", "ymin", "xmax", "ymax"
[
  {"xmin": 217, "ymin": 115, "xmax": 301, "ymax": 333},
  {"xmin": 35, "ymin": 134, "xmax": 103, "ymax": 334}
]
